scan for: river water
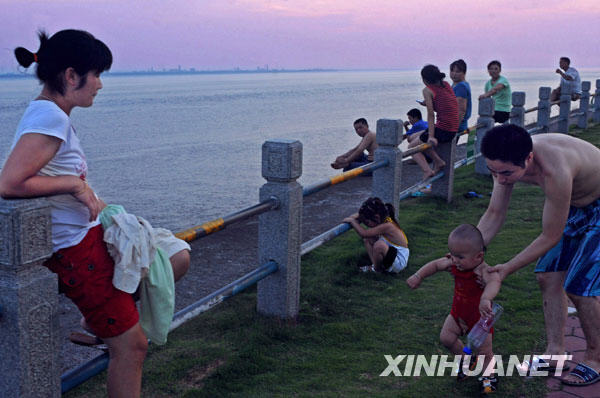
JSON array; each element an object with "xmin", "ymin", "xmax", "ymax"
[{"xmin": 1, "ymin": 69, "xmax": 599, "ymax": 231}]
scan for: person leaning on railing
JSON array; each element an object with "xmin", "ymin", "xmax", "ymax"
[
  {"xmin": 479, "ymin": 60, "xmax": 512, "ymax": 124},
  {"xmin": 551, "ymin": 56, "xmax": 582, "ymax": 102},
  {"xmin": 0, "ymin": 29, "xmax": 190, "ymax": 398}
]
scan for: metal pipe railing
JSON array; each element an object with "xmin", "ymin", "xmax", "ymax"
[
  {"xmin": 301, "ymin": 223, "xmax": 352, "ymax": 256},
  {"xmin": 169, "ymin": 261, "xmax": 279, "ymax": 331},
  {"xmin": 61, "ymin": 351, "xmax": 109, "ymax": 394},
  {"xmin": 61, "ymin": 260, "xmax": 279, "ymax": 394},
  {"xmin": 524, "ymin": 105, "xmax": 539, "ymax": 114},
  {"xmin": 175, "ymin": 197, "xmax": 279, "ymax": 242},
  {"xmin": 302, "ymin": 159, "xmax": 388, "ymax": 197}
]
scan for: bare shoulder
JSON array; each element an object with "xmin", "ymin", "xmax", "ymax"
[
  {"xmin": 533, "ymin": 134, "xmax": 600, "ymax": 204},
  {"xmin": 533, "ymin": 134, "xmax": 600, "ymax": 165},
  {"xmin": 364, "ymin": 130, "xmax": 376, "ymax": 143}
]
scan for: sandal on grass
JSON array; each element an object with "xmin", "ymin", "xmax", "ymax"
[
  {"xmin": 561, "ymin": 363, "xmax": 600, "ymax": 386},
  {"xmin": 478, "ymin": 374, "xmax": 498, "ymax": 394}
]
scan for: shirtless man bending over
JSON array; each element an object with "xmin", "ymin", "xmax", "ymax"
[
  {"xmin": 331, "ymin": 118, "xmax": 378, "ymax": 171},
  {"xmin": 479, "ymin": 124, "xmax": 600, "ymax": 387}
]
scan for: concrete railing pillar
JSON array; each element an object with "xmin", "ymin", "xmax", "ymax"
[
  {"xmin": 475, "ymin": 97, "xmax": 494, "ymax": 175},
  {"xmin": 509, "ymin": 91, "xmax": 526, "ymax": 127},
  {"xmin": 257, "ymin": 140, "xmax": 303, "ymax": 319},
  {"xmin": 372, "ymin": 119, "xmax": 402, "ymax": 211},
  {"xmin": 578, "ymin": 81, "xmax": 591, "ymax": 129},
  {"xmin": 430, "ymin": 135, "xmax": 456, "ymax": 203},
  {"xmin": 537, "ymin": 87, "xmax": 552, "ymax": 133},
  {"xmin": 0, "ymin": 198, "xmax": 58, "ymax": 398},
  {"xmin": 558, "ymin": 81, "xmax": 572, "ymax": 133},
  {"xmin": 594, "ymin": 79, "xmax": 600, "ymax": 124}
]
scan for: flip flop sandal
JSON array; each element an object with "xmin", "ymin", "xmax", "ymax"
[
  {"xmin": 520, "ymin": 355, "xmax": 571, "ymax": 374},
  {"xmin": 561, "ymin": 363, "xmax": 600, "ymax": 386},
  {"xmin": 69, "ymin": 331, "xmax": 103, "ymax": 347}
]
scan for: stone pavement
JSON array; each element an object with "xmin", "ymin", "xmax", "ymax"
[{"xmin": 545, "ymin": 309, "xmax": 600, "ymax": 398}]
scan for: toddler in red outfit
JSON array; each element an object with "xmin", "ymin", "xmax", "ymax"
[{"xmin": 407, "ymin": 224, "xmax": 502, "ymax": 389}]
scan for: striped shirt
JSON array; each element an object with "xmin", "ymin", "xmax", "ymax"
[{"xmin": 428, "ymin": 81, "xmax": 460, "ymax": 132}]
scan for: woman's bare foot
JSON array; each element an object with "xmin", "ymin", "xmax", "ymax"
[
  {"xmin": 422, "ymin": 169, "xmax": 435, "ymax": 180},
  {"xmin": 433, "ymin": 161, "xmax": 446, "ymax": 174}
]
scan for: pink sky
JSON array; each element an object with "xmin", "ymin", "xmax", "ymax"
[{"xmin": 1, "ymin": 0, "xmax": 599, "ymax": 72}]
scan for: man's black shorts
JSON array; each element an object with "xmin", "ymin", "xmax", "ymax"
[
  {"xmin": 419, "ymin": 127, "xmax": 457, "ymax": 144},
  {"xmin": 493, "ymin": 111, "xmax": 510, "ymax": 124}
]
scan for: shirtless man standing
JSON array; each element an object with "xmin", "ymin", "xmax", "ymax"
[
  {"xmin": 479, "ymin": 124, "xmax": 600, "ymax": 387},
  {"xmin": 331, "ymin": 118, "xmax": 378, "ymax": 171}
]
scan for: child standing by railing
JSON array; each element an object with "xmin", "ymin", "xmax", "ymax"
[
  {"xmin": 406, "ymin": 224, "xmax": 502, "ymax": 394},
  {"xmin": 343, "ymin": 197, "xmax": 409, "ymax": 273}
]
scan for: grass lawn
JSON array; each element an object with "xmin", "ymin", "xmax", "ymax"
[{"xmin": 67, "ymin": 125, "xmax": 600, "ymax": 398}]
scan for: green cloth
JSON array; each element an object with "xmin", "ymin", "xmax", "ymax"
[
  {"xmin": 484, "ymin": 75, "xmax": 512, "ymax": 112},
  {"xmin": 139, "ymin": 246, "xmax": 174, "ymax": 345},
  {"xmin": 99, "ymin": 204, "xmax": 175, "ymax": 345}
]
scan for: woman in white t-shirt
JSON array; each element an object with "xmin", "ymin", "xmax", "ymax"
[{"xmin": 0, "ymin": 29, "xmax": 190, "ymax": 398}]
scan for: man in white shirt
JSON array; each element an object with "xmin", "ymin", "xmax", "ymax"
[{"xmin": 551, "ymin": 57, "xmax": 582, "ymax": 101}]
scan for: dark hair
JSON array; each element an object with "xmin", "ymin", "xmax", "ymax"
[
  {"xmin": 481, "ymin": 124, "xmax": 532, "ymax": 168},
  {"xmin": 14, "ymin": 29, "xmax": 112, "ymax": 95},
  {"xmin": 354, "ymin": 118, "xmax": 368, "ymax": 127},
  {"xmin": 487, "ymin": 60, "xmax": 501, "ymax": 70},
  {"xmin": 449, "ymin": 224, "xmax": 485, "ymax": 252},
  {"xmin": 421, "ymin": 64, "xmax": 445, "ymax": 86},
  {"xmin": 450, "ymin": 59, "xmax": 467, "ymax": 74},
  {"xmin": 358, "ymin": 197, "xmax": 399, "ymax": 227},
  {"xmin": 560, "ymin": 57, "xmax": 571, "ymax": 66},
  {"xmin": 407, "ymin": 108, "xmax": 422, "ymax": 120}
]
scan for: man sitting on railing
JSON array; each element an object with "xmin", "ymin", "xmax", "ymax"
[
  {"xmin": 478, "ymin": 124, "xmax": 600, "ymax": 387},
  {"xmin": 551, "ymin": 57, "xmax": 582, "ymax": 102},
  {"xmin": 331, "ymin": 118, "xmax": 378, "ymax": 171}
]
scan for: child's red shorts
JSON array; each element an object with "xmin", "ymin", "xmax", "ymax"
[{"xmin": 45, "ymin": 225, "xmax": 139, "ymax": 339}]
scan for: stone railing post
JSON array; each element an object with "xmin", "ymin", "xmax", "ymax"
[
  {"xmin": 537, "ymin": 87, "xmax": 551, "ymax": 133},
  {"xmin": 372, "ymin": 119, "xmax": 402, "ymax": 211},
  {"xmin": 509, "ymin": 91, "xmax": 526, "ymax": 127},
  {"xmin": 558, "ymin": 80, "xmax": 572, "ymax": 133},
  {"xmin": 257, "ymin": 140, "xmax": 303, "ymax": 319},
  {"xmin": 430, "ymin": 133, "xmax": 456, "ymax": 203},
  {"xmin": 578, "ymin": 81, "xmax": 591, "ymax": 129},
  {"xmin": 0, "ymin": 198, "xmax": 58, "ymax": 398},
  {"xmin": 475, "ymin": 97, "xmax": 494, "ymax": 175},
  {"xmin": 594, "ymin": 79, "xmax": 600, "ymax": 124}
]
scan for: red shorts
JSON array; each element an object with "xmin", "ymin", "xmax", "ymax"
[{"xmin": 45, "ymin": 225, "xmax": 139, "ymax": 338}]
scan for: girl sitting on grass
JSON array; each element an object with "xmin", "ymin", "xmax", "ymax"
[{"xmin": 343, "ymin": 197, "xmax": 409, "ymax": 273}]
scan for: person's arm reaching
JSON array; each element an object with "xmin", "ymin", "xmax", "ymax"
[
  {"xmin": 479, "ymin": 265, "xmax": 502, "ymax": 318},
  {"xmin": 477, "ymin": 178, "xmax": 513, "ymax": 246},
  {"xmin": 423, "ymin": 87, "xmax": 436, "ymax": 144},
  {"xmin": 491, "ymin": 169, "xmax": 572, "ymax": 280},
  {"xmin": 479, "ymin": 83, "xmax": 505, "ymax": 100},
  {"xmin": 457, "ymin": 97, "xmax": 467, "ymax": 128},
  {"xmin": 407, "ymin": 256, "xmax": 452, "ymax": 289}
]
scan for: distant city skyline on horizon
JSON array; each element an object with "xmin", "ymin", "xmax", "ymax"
[{"xmin": 1, "ymin": 1, "xmax": 599, "ymax": 73}]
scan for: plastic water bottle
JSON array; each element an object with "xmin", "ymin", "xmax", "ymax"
[{"xmin": 463, "ymin": 302, "xmax": 504, "ymax": 355}]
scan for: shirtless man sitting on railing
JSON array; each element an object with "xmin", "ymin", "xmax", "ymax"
[{"xmin": 331, "ymin": 118, "xmax": 378, "ymax": 171}]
